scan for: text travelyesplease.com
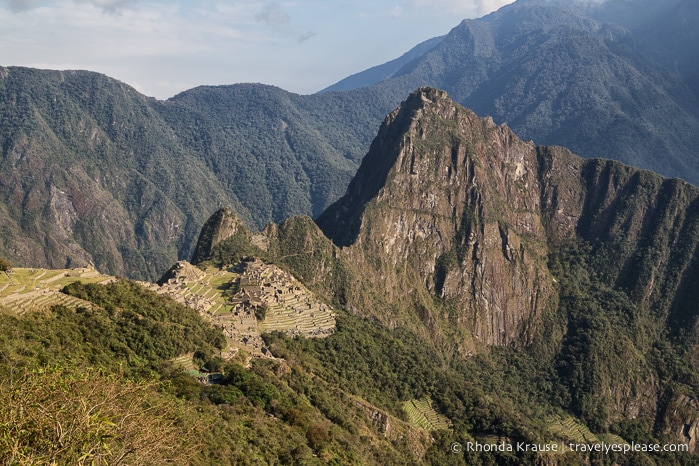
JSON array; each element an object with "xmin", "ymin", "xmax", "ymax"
[{"xmin": 450, "ymin": 441, "xmax": 689, "ymax": 455}]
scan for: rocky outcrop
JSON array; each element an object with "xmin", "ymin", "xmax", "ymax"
[
  {"xmin": 318, "ymin": 88, "xmax": 554, "ymax": 349},
  {"xmin": 190, "ymin": 208, "xmax": 250, "ymax": 265},
  {"xmin": 661, "ymin": 395, "xmax": 699, "ymax": 454}
]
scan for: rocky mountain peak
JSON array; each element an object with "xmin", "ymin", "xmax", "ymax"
[
  {"xmin": 190, "ymin": 207, "xmax": 249, "ymax": 265},
  {"xmin": 318, "ymin": 88, "xmax": 552, "ymax": 348}
]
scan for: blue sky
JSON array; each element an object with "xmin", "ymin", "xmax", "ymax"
[{"xmin": 0, "ymin": 0, "xmax": 516, "ymax": 99}]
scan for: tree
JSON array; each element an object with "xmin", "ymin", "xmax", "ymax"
[
  {"xmin": 0, "ymin": 258, "xmax": 11, "ymax": 272},
  {"xmin": 254, "ymin": 303, "xmax": 269, "ymax": 321}
]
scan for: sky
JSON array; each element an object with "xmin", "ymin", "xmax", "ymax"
[{"xmin": 0, "ymin": 0, "xmax": 516, "ymax": 99}]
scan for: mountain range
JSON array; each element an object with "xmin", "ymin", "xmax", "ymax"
[
  {"xmin": 2, "ymin": 0, "xmax": 699, "ymax": 461},
  {"xmin": 1, "ymin": 0, "xmax": 697, "ymax": 282},
  {"xmin": 4, "ymin": 85, "xmax": 698, "ymax": 463},
  {"xmin": 324, "ymin": 0, "xmax": 699, "ymax": 182}
]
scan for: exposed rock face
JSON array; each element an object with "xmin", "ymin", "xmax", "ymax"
[
  {"xmin": 662, "ymin": 395, "xmax": 699, "ymax": 454},
  {"xmin": 538, "ymin": 148, "xmax": 699, "ymax": 331},
  {"xmin": 318, "ymin": 88, "xmax": 553, "ymax": 348}
]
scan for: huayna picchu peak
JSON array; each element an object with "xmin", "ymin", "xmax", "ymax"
[
  {"xmin": 306, "ymin": 87, "xmax": 699, "ymax": 456},
  {"xmin": 318, "ymin": 86, "xmax": 699, "ymax": 350},
  {"xmin": 317, "ymin": 87, "xmax": 553, "ymax": 349}
]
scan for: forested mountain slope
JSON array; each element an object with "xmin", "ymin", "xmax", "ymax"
[
  {"xmin": 153, "ymin": 83, "xmax": 399, "ymax": 224},
  {"xmin": 0, "ymin": 67, "xmax": 246, "ymax": 280},
  {"xmin": 0, "ymin": 68, "xmax": 398, "ymax": 279}
]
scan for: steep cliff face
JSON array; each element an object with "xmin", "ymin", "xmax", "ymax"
[
  {"xmin": 318, "ymin": 88, "xmax": 553, "ymax": 348},
  {"xmin": 661, "ymin": 394, "xmax": 699, "ymax": 454},
  {"xmin": 538, "ymin": 149, "xmax": 699, "ymax": 332}
]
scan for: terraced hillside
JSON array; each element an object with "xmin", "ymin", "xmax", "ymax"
[
  {"xmin": 547, "ymin": 415, "xmax": 606, "ymax": 444},
  {"xmin": 402, "ymin": 397, "xmax": 451, "ymax": 432},
  {"xmin": 0, "ymin": 258, "xmax": 335, "ymax": 361},
  {"xmin": 150, "ymin": 259, "xmax": 335, "ymax": 357},
  {"xmin": 0, "ymin": 266, "xmax": 114, "ymax": 315}
]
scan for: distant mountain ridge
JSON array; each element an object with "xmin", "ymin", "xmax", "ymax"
[
  {"xmin": 322, "ymin": 0, "xmax": 699, "ymax": 185},
  {"xmin": 0, "ymin": 69, "xmax": 398, "ymax": 279},
  {"xmin": 320, "ymin": 36, "xmax": 445, "ymax": 92}
]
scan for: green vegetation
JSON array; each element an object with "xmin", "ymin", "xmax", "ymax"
[
  {"xmin": 0, "ymin": 367, "xmax": 198, "ymax": 465},
  {"xmin": 2, "ymin": 253, "xmax": 699, "ymax": 464},
  {"xmin": 0, "ymin": 279, "xmax": 425, "ymax": 464},
  {"xmin": 0, "ymin": 258, "xmax": 10, "ymax": 272},
  {"xmin": 546, "ymin": 238, "xmax": 699, "ymax": 434},
  {"xmin": 0, "ymin": 279, "xmax": 224, "ymax": 377},
  {"xmin": 154, "ymin": 84, "xmax": 397, "ymax": 227},
  {"xmin": 0, "ymin": 68, "xmax": 397, "ymax": 280}
]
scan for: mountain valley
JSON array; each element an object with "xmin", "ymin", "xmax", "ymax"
[{"xmin": 1, "ymin": 0, "xmax": 699, "ymax": 463}]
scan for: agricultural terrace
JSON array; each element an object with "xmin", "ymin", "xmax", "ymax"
[
  {"xmin": 151, "ymin": 259, "xmax": 335, "ymax": 357},
  {"xmin": 0, "ymin": 267, "xmax": 114, "ymax": 315}
]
